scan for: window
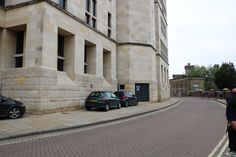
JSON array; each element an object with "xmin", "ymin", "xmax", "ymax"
[
  {"xmin": 59, "ymin": 0, "xmax": 66, "ymax": 9},
  {"xmin": 108, "ymin": 12, "xmax": 112, "ymax": 37},
  {"xmin": 57, "ymin": 35, "xmax": 65, "ymax": 71},
  {"xmin": 15, "ymin": 32, "xmax": 24, "ymax": 68},
  {"xmin": 85, "ymin": 0, "xmax": 90, "ymax": 12},
  {"xmin": 85, "ymin": 0, "xmax": 97, "ymax": 28},
  {"xmin": 84, "ymin": 45, "xmax": 88, "ymax": 73},
  {"xmin": 119, "ymin": 84, "xmax": 125, "ymax": 90},
  {"xmin": 0, "ymin": 0, "xmax": 4, "ymax": 7},
  {"xmin": 92, "ymin": 0, "xmax": 96, "ymax": 16},
  {"xmin": 84, "ymin": 41, "xmax": 96, "ymax": 75}
]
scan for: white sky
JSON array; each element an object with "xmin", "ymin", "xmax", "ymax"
[{"xmin": 167, "ymin": 0, "xmax": 236, "ymax": 78}]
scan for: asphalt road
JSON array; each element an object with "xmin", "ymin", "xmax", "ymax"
[{"xmin": 0, "ymin": 98, "xmax": 227, "ymax": 157}]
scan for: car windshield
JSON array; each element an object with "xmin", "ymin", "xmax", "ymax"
[{"xmin": 89, "ymin": 92, "xmax": 104, "ymax": 97}]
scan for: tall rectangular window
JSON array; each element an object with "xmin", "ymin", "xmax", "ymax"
[
  {"xmin": 108, "ymin": 12, "xmax": 112, "ymax": 37},
  {"xmin": 0, "ymin": 0, "xmax": 4, "ymax": 7},
  {"xmin": 85, "ymin": 0, "xmax": 97, "ymax": 29},
  {"xmin": 108, "ymin": 12, "xmax": 112, "ymax": 28},
  {"xmin": 57, "ymin": 35, "xmax": 65, "ymax": 71},
  {"xmin": 85, "ymin": 0, "xmax": 90, "ymax": 12},
  {"xmin": 84, "ymin": 45, "xmax": 88, "ymax": 73},
  {"xmin": 15, "ymin": 32, "xmax": 24, "ymax": 68},
  {"xmin": 59, "ymin": 0, "xmax": 66, "ymax": 9},
  {"xmin": 92, "ymin": 0, "xmax": 96, "ymax": 16}
]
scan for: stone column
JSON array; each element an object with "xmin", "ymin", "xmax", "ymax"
[
  {"xmin": 41, "ymin": 8, "xmax": 57, "ymax": 69},
  {"xmin": 0, "ymin": 29, "xmax": 16, "ymax": 69},
  {"xmin": 74, "ymin": 36, "xmax": 85, "ymax": 74},
  {"xmin": 24, "ymin": 8, "xmax": 44, "ymax": 68}
]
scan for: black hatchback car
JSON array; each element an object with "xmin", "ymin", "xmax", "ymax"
[
  {"xmin": 85, "ymin": 91, "xmax": 121, "ymax": 111},
  {"xmin": 114, "ymin": 91, "xmax": 138, "ymax": 107},
  {"xmin": 0, "ymin": 95, "xmax": 26, "ymax": 119}
]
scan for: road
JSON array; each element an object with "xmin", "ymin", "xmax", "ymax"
[{"xmin": 0, "ymin": 98, "xmax": 227, "ymax": 157}]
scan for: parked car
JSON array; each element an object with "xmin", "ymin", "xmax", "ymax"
[
  {"xmin": 114, "ymin": 91, "xmax": 138, "ymax": 107},
  {"xmin": 0, "ymin": 95, "xmax": 26, "ymax": 119},
  {"xmin": 85, "ymin": 91, "xmax": 121, "ymax": 111}
]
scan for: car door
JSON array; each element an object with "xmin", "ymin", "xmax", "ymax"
[
  {"xmin": 104, "ymin": 92, "xmax": 113, "ymax": 107},
  {"xmin": 110, "ymin": 93, "xmax": 119, "ymax": 107},
  {"xmin": 0, "ymin": 96, "xmax": 10, "ymax": 116}
]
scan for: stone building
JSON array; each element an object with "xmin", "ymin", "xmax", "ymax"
[
  {"xmin": 170, "ymin": 64, "xmax": 205, "ymax": 96},
  {"xmin": 0, "ymin": 0, "xmax": 169, "ymax": 114}
]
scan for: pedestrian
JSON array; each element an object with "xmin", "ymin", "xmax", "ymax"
[{"xmin": 226, "ymin": 85, "xmax": 236, "ymax": 157}]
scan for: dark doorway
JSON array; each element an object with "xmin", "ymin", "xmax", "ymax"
[{"xmin": 135, "ymin": 84, "xmax": 149, "ymax": 102}]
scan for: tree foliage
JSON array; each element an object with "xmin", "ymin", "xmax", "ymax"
[
  {"xmin": 188, "ymin": 66, "xmax": 207, "ymax": 77},
  {"xmin": 214, "ymin": 62, "xmax": 236, "ymax": 90},
  {"xmin": 188, "ymin": 64, "xmax": 219, "ymax": 90}
]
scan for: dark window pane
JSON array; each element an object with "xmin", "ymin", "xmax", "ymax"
[
  {"xmin": 108, "ymin": 12, "xmax": 111, "ymax": 27},
  {"xmin": 15, "ymin": 57, "xmax": 23, "ymax": 68},
  {"xmin": 85, "ymin": 13, "xmax": 90, "ymax": 25},
  {"xmin": 84, "ymin": 65, "xmax": 87, "ymax": 74},
  {"xmin": 0, "ymin": 0, "xmax": 4, "ymax": 7},
  {"xmin": 92, "ymin": 0, "xmax": 96, "ymax": 16},
  {"xmin": 84, "ymin": 46, "xmax": 87, "ymax": 63},
  {"xmin": 16, "ymin": 32, "xmax": 24, "ymax": 54},
  {"xmin": 59, "ymin": 0, "xmax": 66, "ymax": 9},
  {"xmin": 57, "ymin": 59, "xmax": 64, "ymax": 71},
  {"xmin": 92, "ymin": 18, "xmax": 96, "ymax": 28},
  {"xmin": 84, "ymin": 45, "xmax": 87, "ymax": 73},
  {"xmin": 119, "ymin": 84, "xmax": 125, "ymax": 90},
  {"xmin": 108, "ymin": 29, "xmax": 111, "ymax": 37},
  {"xmin": 58, "ymin": 35, "xmax": 64, "ymax": 57},
  {"xmin": 85, "ymin": 0, "xmax": 90, "ymax": 12}
]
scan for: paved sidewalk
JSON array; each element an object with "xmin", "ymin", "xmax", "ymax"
[{"xmin": 0, "ymin": 98, "xmax": 181, "ymax": 141}]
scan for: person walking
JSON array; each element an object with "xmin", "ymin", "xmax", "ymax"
[{"xmin": 226, "ymin": 86, "xmax": 236, "ymax": 157}]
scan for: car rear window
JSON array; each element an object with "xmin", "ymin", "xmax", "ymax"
[
  {"xmin": 114, "ymin": 92, "xmax": 124, "ymax": 97},
  {"xmin": 124, "ymin": 92, "xmax": 133, "ymax": 96},
  {"xmin": 89, "ymin": 92, "xmax": 104, "ymax": 97}
]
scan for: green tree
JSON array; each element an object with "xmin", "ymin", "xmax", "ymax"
[
  {"xmin": 204, "ymin": 64, "xmax": 220, "ymax": 91},
  {"xmin": 215, "ymin": 62, "xmax": 236, "ymax": 90},
  {"xmin": 188, "ymin": 65, "xmax": 207, "ymax": 77},
  {"xmin": 188, "ymin": 64, "xmax": 220, "ymax": 91}
]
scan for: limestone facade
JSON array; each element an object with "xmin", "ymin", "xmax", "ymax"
[{"xmin": 0, "ymin": 0, "xmax": 169, "ymax": 114}]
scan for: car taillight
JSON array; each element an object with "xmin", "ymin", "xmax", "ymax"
[{"xmin": 100, "ymin": 98, "xmax": 107, "ymax": 101}]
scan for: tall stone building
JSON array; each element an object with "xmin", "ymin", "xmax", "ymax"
[{"xmin": 0, "ymin": 0, "xmax": 169, "ymax": 114}]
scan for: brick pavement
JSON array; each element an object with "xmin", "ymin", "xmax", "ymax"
[
  {"xmin": 0, "ymin": 97, "xmax": 227, "ymax": 157},
  {"xmin": 0, "ymin": 98, "xmax": 181, "ymax": 141}
]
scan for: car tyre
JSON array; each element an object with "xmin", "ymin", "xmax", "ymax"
[
  {"xmin": 134, "ymin": 100, "xmax": 138, "ymax": 106},
  {"xmin": 125, "ymin": 101, "xmax": 129, "ymax": 107},
  {"xmin": 8, "ymin": 107, "xmax": 21, "ymax": 119},
  {"xmin": 105, "ymin": 104, "xmax": 109, "ymax": 111},
  {"xmin": 86, "ymin": 106, "xmax": 91, "ymax": 111},
  {"xmin": 117, "ymin": 102, "xmax": 121, "ymax": 109}
]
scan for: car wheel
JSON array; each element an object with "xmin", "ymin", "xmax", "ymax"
[
  {"xmin": 134, "ymin": 100, "xmax": 138, "ymax": 106},
  {"xmin": 105, "ymin": 104, "xmax": 109, "ymax": 111},
  {"xmin": 117, "ymin": 102, "xmax": 121, "ymax": 109},
  {"xmin": 8, "ymin": 107, "xmax": 21, "ymax": 119},
  {"xmin": 86, "ymin": 106, "xmax": 91, "ymax": 111}
]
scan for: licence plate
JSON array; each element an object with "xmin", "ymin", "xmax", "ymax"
[{"xmin": 89, "ymin": 100, "xmax": 97, "ymax": 102}]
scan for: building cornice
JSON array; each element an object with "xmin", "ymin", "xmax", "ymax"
[{"xmin": 4, "ymin": 0, "xmax": 117, "ymax": 44}]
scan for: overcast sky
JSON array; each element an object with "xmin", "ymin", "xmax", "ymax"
[{"xmin": 167, "ymin": 0, "xmax": 236, "ymax": 78}]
